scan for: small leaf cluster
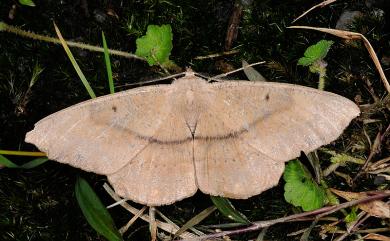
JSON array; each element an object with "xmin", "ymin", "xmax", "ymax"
[
  {"xmin": 135, "ymin": 24, "xmax": 173, "ymax": 66},
  {"xmin": 298, "ymin": 40, "xmax": 334, "ymax": 66}
]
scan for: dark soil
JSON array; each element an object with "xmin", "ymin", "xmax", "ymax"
[{"xmin": 0, "ymin": 0, "xmax": 389, "ymax": 240}]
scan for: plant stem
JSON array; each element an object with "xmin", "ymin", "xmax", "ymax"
[
  {"xmin": 0, "ymin": 22, "xmax": 145, "ymax": 61},
  {"xmin": 0, "ymin": 150, "xmax": 46, "ymax": 156}
]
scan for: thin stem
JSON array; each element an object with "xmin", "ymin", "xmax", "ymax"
[
  {"xmin": 0, "ymin": 150, "xmax": 46, "ymax": 157},
  {"xmin": 0, "ymin": 22, "xmax": 145, "ymax": 61}
]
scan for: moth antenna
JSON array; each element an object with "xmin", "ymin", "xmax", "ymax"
[{"xmin": 116, "ymin": 72, "xmax": 186, "ymax": 88}]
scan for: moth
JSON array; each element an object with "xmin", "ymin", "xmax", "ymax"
[{"xmin": 25, "ymin": 70, "xmax": 360, "ymax": 206}]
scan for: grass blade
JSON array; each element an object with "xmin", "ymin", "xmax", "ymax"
[
  {"xmin": 210, "ymin": 196, "xmax": 250, "ymax": 224},
  {"xmin": 19, "ymin": 0, "xmax": 36, "ymax": 7},
  {"xmin": 102, "ymin": 32, "xmax": 114, "ymax": 94},
  {"xmin": 0, "ymin": 154, "xmax": 48, "ymax": 169},
  {"xmin": 20, "ymin": 157, "xmax": 49, "ymax": 169},
  {"xmin": 75, "ymin": 177, "xmax": 122, "ymax": 241},
  {"xmin": 0, "ymin": 154, "xmax": 19, "ymax": 168},
  {"xmin": 174, "ymin": 206, "xmax": 216, "ymax": 238},
  {"xmin": 53, "ymin": 23, "xmax": 96, "ymax": 99}
]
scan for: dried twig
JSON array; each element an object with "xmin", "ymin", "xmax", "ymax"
[
  {"xmin": 225, "ymin": 2, "xmax": 243, "ymax": 50},
  {"xmin": 0, "ymin": 22, "xmax": 144, "ymax": 60},
  {"xmin": 292, "ymin": 0, "xmax": 337, "ymax": 23},
  {"xmin": 119, "ymin": 206, "xmax": 147, "ymax": 234},
  {"xmin": 150, "ymin": 207, "xmax": 157, "ymax": 241},
  {"xmin": 353, "ymin": 131, "xmax": 382, "ymax": 182},
  {"xmin": 193, "ymin": 50, "xmax": 240, "ymax": 60},
  {"xmin": 178, "ymin": 192, "xmax": 390, "ymax": 241},
  {"xmin": 103, "ymin": 183, "xmax": 198, "ymax": 239}
]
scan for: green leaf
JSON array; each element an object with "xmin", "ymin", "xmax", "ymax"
[
  {"xmin": 298, "ymin": 40, "xmax": 334, "ymax": 66},
  {"xmin": 210, "ymin": 196, "xmax": 250, "ymax": 224},
  {"xmin": 283, "ymin": 160, "xmax": 327, "ymax": 211},
  {"xmin": 135, "ymin": 24, "xmax": 173, "ymax": 66},
  {"xmin": 0, "ymin": 154, "xmax": 19, "ymax": 168},
  {"xmin": 20, "ymin": 157, "xmax": 49, "ymax": 169},
  {"xmin": 75, "ymin": 177, "xmax": 122, "ymax": 241},
  {"xmin": 19, "ymin": 0, "xmax": 35, "ymax": 7},
  {"xmin": 102, "ymin": 32, "xmax": 114, "ymax": 94},
  {"xmin": 0, "ymin": 154, "xmax": 48, "ymax": 169}
]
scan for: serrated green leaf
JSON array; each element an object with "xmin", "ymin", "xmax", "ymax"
[
  {"xmin": 19, "ymin": 0, "xmax": 35, "ymax": 7},
  {"xmin": 210, "ymin": 196, "xmax": 250, "ymax": 224},
  {"xmin": 75, "ymin": 177, "xmax": 122, "ymax": 241},
  {"xmin": 135, "ymin": 24, "xmax": 173, "ymax": 66},
  {"xmin": 298, "ymin": 40, "xmax": 334, "ymax": 66},
  {"xmin": 283, "ymin": 160, "xmax": 327, "ymax": 211}
]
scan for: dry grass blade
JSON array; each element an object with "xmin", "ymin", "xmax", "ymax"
[
  {"xmin": 361, "ymin": 233, "xmax": 390, "ymax": 241},
  {"xmin": 255, "ymin": 227, "xmax": 268, "ymax": 241},
  {"xmin": 367, "ymin": 156, "xmax": 390, "ymax": 173},
  {"xmin": 362, "ymin": 132, "xmax": 382, "ymax": 171},
  {"xmin": 354, "ymin": 131, "xmax": 382, "ymax": 182},
  {"xmin": 193, "ymin": 50, "xmax": 239, "ymax": 60},
  {"xmin": 155, "ymin": 209, "xmax": 205, "ymax": 236},
  {"xmin": 119, "ymin": 206, "xmax": 147, "ymax": 234},
  {"xmin": 178, "ymin": 192, "xmax": 390, "ymax": 241},
  {"xmin": 174, "ymin": 206, "xmax": 217, "ymax": 238},
  {"xmin": 330, "ymin": 189, "xmax": 390, "ymax": 218},
  {"xmin": 150, "ymin": 207, "xmax": 157, "ymax": 241},
  {"xmin": 102, "ymin": 183, "xmax": 198, "ymax": 239},
  {"xmin": 288, "ymin": 26, "xmax": 390, "ymax": 94},
  {"xmin": 292, "ymin": 0, "xmax": 337, "ymax": 23}
]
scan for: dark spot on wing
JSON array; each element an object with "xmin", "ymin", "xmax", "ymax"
[
  {"xmin": 112, "ymin": 106, "xmax": 117, "ymax": 112},
  {"xmin": 265, "ymin": 93, "xmax": 270, "ymax": 101}
]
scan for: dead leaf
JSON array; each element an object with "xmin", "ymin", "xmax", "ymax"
[
  {"xmin": 242, "ymin": 60, "xmax": 267, "ymax": 82},
  {"xmin": 362, "ymin": 233, "xmax": 390, "ymax": 241},
  {"xmin": 331, "ymin": 189, "xmax": 390, "ymax": 218}
]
